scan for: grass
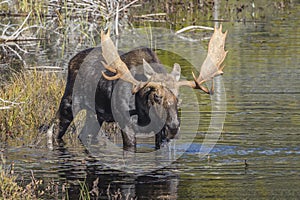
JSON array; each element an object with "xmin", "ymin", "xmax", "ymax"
[
  {"xmin": 0, "ymin": 153, "xmax": 131, "ymax": 199},
  {"xmin": 0, "ymin": 70, "xmax": 65, "ymax": 146},
  {"xmin": 0, "ymin": 153, "xmax": 43, "ymax": 200},
  {"xmin": 0, "ymin": 153, "xmax": 71, "ymax": 199},
  {"xmin": 0, "ymin": 70, "xmax": 127, "ymax": 199},
  {"xmin": 0, "ymin": 169, "xmax": 36, "ymax": 199}
]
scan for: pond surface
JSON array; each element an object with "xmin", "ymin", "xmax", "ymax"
[{"xmin": 1, "ymin": 0, "xmax": 300, "ymax": 199}]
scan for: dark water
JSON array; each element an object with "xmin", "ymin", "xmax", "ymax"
[{"xmin": 1, "ymin": 1, "xmax": 300, "ymax": 199}]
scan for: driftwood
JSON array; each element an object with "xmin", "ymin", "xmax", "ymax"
[
  {"xmin": 0, "ymin": 12, "xmax": 42, "ymax": 42},
  {"xmin": 0, "ymin": 97, "xmax": 24, "ymax": 110},
  {"xmin": 175, "ymin": 25, "xmax": 214, "ymax": 34}
]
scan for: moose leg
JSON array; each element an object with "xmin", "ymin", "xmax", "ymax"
[
  {"xmin": 53, "ymin": 95, "xmax": 74, "ymax": 139},
  {"xmin": 121, "ymin": 126, "xmax": 136, "ymax": 151},
  {"xmin": 155, "ymin": 133, "xmax": 162, "ymax": 149},
  {"xmin": 155, "ymin": 129, "xmax": 168, "ymax": 149},
  {"xmin": 78, "ymin": 111, "xmax": 101, "ymax": 146},
  {"xmin": 45, "ymin": 94, "xmax": 73, "ymax": 148}
]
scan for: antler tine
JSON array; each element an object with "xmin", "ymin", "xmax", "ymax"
[
  {"xmin": 101, "ymin": 61, "xmax": 120, "ymax": 80},
  {"xmin": 178, "ymin": 24, "xmax": 228, "ymax": 94},
  {"xmin": 100, "ymin": 29, "xmax": 140, "ymax": 89},
  {"xmin": 196, "ymin": 24, "xmax": 228, "ymax": 93}
]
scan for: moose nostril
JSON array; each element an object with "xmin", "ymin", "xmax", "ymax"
[
  {"xmin": 154, "ymin": 94, "xmax": 162, "ymax": 103},
  {"xmin": 169, "ymin": 120, "xmax": 180, "ymax": 130}
]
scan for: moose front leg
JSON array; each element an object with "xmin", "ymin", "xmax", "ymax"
[
  {"xmin": 51, "ymin": 95, "xmax": 74, "ymax": 140},
  {"xmin": 155, "ymin": 129, "xmax": 168, "ymax": 149},
  {"xmin": 121, "ymin": 125, "xmax": 136, "ymax": 151}
]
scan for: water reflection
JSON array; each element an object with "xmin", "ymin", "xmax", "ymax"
[{"xmin": 51, "ymin": 144, "xmax": 180, "ymax": 199}]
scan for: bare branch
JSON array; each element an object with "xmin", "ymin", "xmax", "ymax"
[
  {"xmin": 0, "ymin": 97, "xmax": 24, "ymax": 110},
  {"xmin": 0, "ymin": 106, "xmax": 12, "ymax": 110},
  {"xmin": 175, "ymin": 25, "xmax": 214, "ymax": 34},
  {"xmin": 10, "ymin": 11, "xmax": 32, "ymax": 39}
]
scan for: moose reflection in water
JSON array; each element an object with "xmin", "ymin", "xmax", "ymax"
[
  {"xmin": 48, "ymin": 25, "xmax": 228, "ymax": 150},
  {"xmin": 59, "ymin": 158, "xmax": 179, "ymax": 199}
]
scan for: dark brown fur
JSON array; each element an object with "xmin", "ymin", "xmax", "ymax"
[{"xmin": 51, "ymin": 47, "xmax": 180, "ymax": 150}]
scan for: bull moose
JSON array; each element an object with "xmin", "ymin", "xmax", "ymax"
[{"xmin": 49, "ymin": 25, "xmax": 228, "ymax": 150}]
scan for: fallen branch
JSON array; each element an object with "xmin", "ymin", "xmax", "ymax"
[
  {"xmin": 0, "ymin": 0, "xmax": 10, "ymax": 5},
  {"xmin": 0, "ymin": 97, "xmax": 25, "ymax": 106},
  {"xmin": 10, "ymin": 11, "xmax": 32, "ymax": 39},
  {"xmin": 107, "ymin": 0, "xmax": 139, "ymax": 18},
  {"xmin": 26, "ymin": 66, "xmax": 62, "ymax": 70},
  {"xmin": 0, "ymin": 37, "xmax": 45, "ymax": 43},
  {"xmin": 134, "ymin": 13, "xmax": 167, "ymax": 18},
  {"xmin": 26, "ymin": 66, "xmax": 64, "ymax": 72},
  {"xmin": 175, "ymin": 25, "xmax": 214, "ymax": 34},
  {"xmin": 3, "ymin": 44, "xmax": 27, "ymax": 66},
  {"xmin": 0, "ymin": 26, "xmax": 43, "ymax": 42},
  {"xmin": 0, "ymin": 106, "xmax": 12, "ymax": 110},
  {"xmin": 0, "ymin": 97, "xmax": 25, "ymax": 110}
]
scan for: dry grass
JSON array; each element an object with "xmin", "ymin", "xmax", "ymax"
[
  {"xmin": 0, "ymin": 70, "xmax": 65, "ymax": 145},
  {"xmin": 0, "ymin": 154, "xmax": 70, "ymax": 199},
  {"xmin": 0, "ymin": 170, "xmax": 35, "ymax": 200}
]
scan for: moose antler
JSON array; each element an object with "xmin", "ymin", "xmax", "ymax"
[
  {"xmin": 101, "ymin": 25, "xmax": 228, "ymax": 95},
  {"xmin": 178, "ymin": 24, "xmax": 228, "ymax": 94},
  {"xmin": 101, "ymin": 29, "xmax": 146, "ymax": 93}
]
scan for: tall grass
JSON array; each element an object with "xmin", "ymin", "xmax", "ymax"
[{"xmin": 0, "ymin": 71, "xmax": 65, "ymax": 145}]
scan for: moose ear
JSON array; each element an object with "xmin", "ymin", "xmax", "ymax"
[
  {"xmin": 171, "ymin": 63, "xmax": 181, "ymax": 81},
  {"xmin": 143, "ymin": 59, "xmax": 156, "ymax": 79}
]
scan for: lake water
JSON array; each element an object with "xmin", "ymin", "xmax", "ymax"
[{"xmin": 1, "ymin": 1, "xmax": 300, "ymax": 199}]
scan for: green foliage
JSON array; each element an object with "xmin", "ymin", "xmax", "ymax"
[{"xmin": 78, "ymin": 180, "xmax": 91, "ymax": 200}]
